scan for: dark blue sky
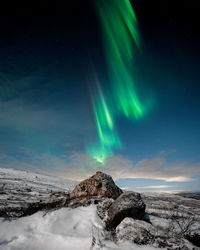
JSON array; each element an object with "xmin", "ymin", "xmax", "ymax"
[{"xmin": 0, "ymin": 0, "xmax": 199, "ymax": 192}]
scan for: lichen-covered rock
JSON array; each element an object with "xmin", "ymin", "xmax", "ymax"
[
  {"xmin": 106, "ymin": 191, "xmax": 146, "ymax": 230},
  {"xmin": 69, "ymin": 171, "xmax": 123, "ymax": 202},
  {"xmin": 116, "ymin": 218, "xmax": 155, "ymax": 245},
  {"xmin": 115, "ymin": 217, "xmax": 195, "ymax": 249},
  {"xmin": 97, "ymin": 198, "xmax": 114, "ymax": 221}
]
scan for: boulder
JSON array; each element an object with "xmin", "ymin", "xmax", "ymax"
[
  {"xmin": 116, "ymin": 218, "xmax": 193, "ymax": 249},
  {"xmin": 116, "ymin": 218, "xmax": 155, "ymax": 245},
  {"xmin": 106, "ymin": 191, "xmax": 146, "ymax": 230},
  {"xmin": 69, "ymin": 171, "xmax": 123, "ymax": 202}
]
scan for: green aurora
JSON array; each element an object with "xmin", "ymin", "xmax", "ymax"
[{"xmin": 87, "ymin": 0, "xmax": 148, "ymax": 164}]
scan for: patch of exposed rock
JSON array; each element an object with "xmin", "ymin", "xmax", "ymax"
[
  {"xmin": 97, "ymin": 198, "xmax": 114, "ymax": 221},
  {"xmin": 105, "ymin": 192, "xmax": 146, "ymax": 230},
  {"xmin": 69, "ymin": 171, "xmax": 122, "ymax": 206}
]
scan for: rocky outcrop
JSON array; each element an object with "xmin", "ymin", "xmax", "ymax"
[
  {"xmin": 115, "ymin": 217, "xmax": 196, "ymax": 249},
  {"xmin": 105, "ymin": 191, "xmax": 146, "ymax": 230},
  {"xmin": 69, "ymin": 171, "xmax": 123, "ymax": 202}
]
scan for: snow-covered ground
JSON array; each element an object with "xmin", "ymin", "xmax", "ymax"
[
  {"xmin": 0, "ymin": 168, "xmax": 200, "ymax": 249},
  {"xmin": 0, "ymin": 167, "xmax": 77, "ymax": 218},
  {"xmin": 142, "ymin": 192, "xmax": 200, "ymax": 222},
  {"xmin": 0, "ymin": 205, "xmax": 159, "ymax": 250},
  {"xmin": 0, "ymin": 167, "xmax": 77, "ymax": 193}
]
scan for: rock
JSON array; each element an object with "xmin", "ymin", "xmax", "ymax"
[
  {"xmin": 115, "ymin": 217, "xmax": 195, "ymax": 249},
  {"xmin": 97, "ymin": 198, "xmax": 114, "ymax": 221},
  {"xmin": 106, "ymin": 191, "xmax": 146, "ymax": 230},
  {"xmin": 69, "ymin": 171, "xmax": 123, "ymax": 202},
  {"xmin": 116, "ymin": 218, "xmax": 155, "ymax": 245}
]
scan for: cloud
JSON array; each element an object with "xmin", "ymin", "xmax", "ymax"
[
  {"xmin": 121, "ymin": 185, "xmax": 174, "ymax": 192},
  {"xmin": 123, "ymin": 185, "xmax": 174, "ymax": 190},
  {"xmin": 0, "ymin": 149, "xmax": 200, "ymax": 183},
  {"xmin": 0, "ymin": 74, "xmax": 96, "ymax": 156}
]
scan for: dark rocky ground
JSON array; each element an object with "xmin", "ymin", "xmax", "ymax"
[{"xmin": 176, "ymin": 192, "xmax": 200, "ymax": 201}]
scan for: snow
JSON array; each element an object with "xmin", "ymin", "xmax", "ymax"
[
  {"xmin": 0, "ymin": 167, "xmax": 77, "ymax": 216},
  {"xmin": 0, "ymin": 205, "xmax": 159, "ymax": 250},
  {"xmin": 1, "ymin": 168, "xmax": 200, "ymax": 249},
  {"xmin": 0, "ymin": 167, "xmax": 77, "ymax": 191},
  {"xmin": 149, "ymin": 215, "xmax": 169, "ymax": 229},
  {"xmin": 0, "ymin": 206, "xmax": 96, "ymax": 250}
]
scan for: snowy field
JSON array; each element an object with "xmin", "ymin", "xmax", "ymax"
[
  {"xmin": 0, "ymin": 167, "xmax": 77, "ymax": 218},
  {"xmin": 0, "ymin": 168, "xmax": 200, "ymax": 249}
]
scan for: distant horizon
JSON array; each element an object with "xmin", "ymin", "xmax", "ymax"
[{"xmin": 1, "ymin": 166, "xmax": 199, "ymax": 194}]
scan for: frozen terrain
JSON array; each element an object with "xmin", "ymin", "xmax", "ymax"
[
  {"xmin": 0, "ymin": 205, "xmax": 159, "ymax": 250},
  {"xmin": 0, "ymin": 168, "xmax": 200, "ymax": 249},
  {"xmin": 0, "ymin": 167, "xmax": 77, "ymax": 218},
  {"xmin": 142, "ymin": 191, "xmax": 200, "ymax": 229}
]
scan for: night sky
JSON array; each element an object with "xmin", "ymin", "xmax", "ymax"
[{"xmin": 0, "ymin": 0, "xmax": 200, "ymax": 192}]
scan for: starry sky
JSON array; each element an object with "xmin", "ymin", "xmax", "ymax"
[{"xmin": 0, "ymin": 0, "xmax": 200, "ymax": 192}]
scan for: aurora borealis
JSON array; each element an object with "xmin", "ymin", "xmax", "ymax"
[
  {"xmin": 0, "ymin": 0, "xmax": 200, "ymax": 192},
  {"xmin": 87, "ymin": 80, "xmax": 121, "ymax": 164},
  {"xmin": 88, "ymin": 0, "xmax": 147, "ymax": 163},
  {"xmin": 96, "ymin": 0, "xmax": 144, "ymax": 119}
]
